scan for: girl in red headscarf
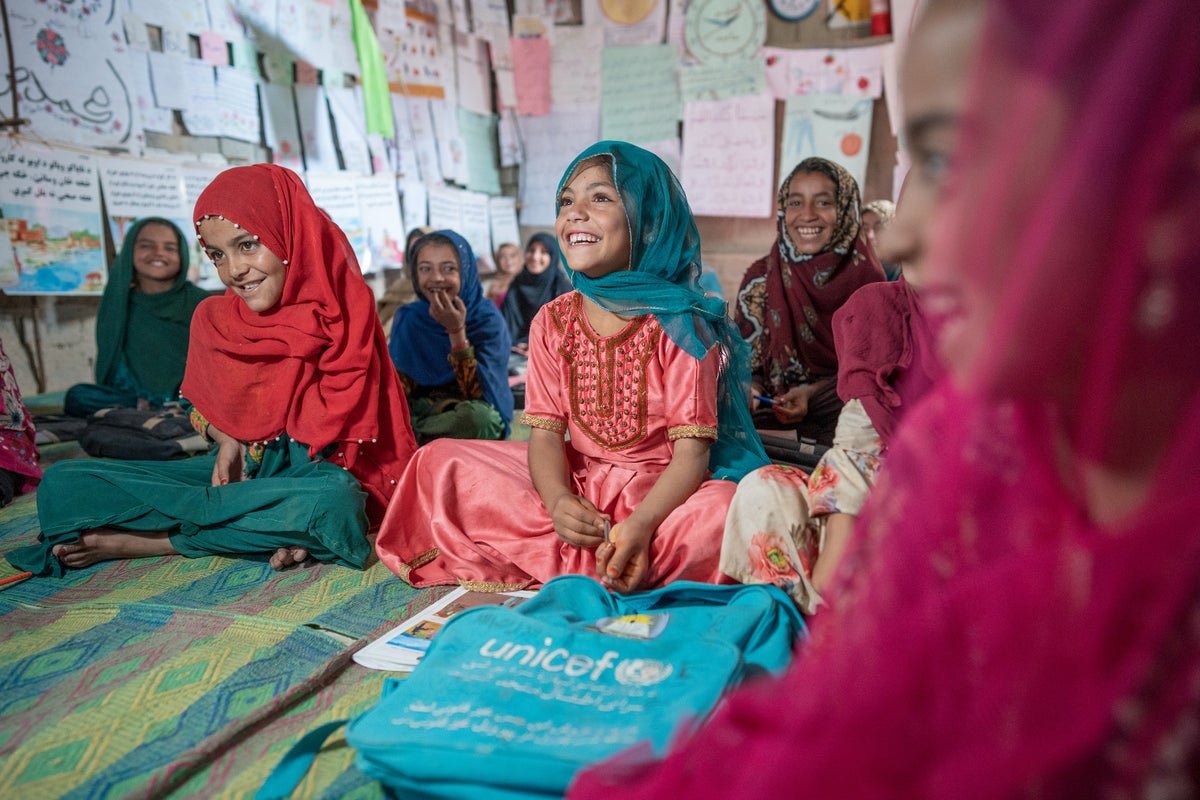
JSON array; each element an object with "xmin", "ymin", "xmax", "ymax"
[{"xmin": 7, "ymin": 165, "xmax": 416, "ymax": 576}]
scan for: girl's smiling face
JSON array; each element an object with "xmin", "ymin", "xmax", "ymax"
[
  {"xmin": 524, "ymin": 239, "xmax": 552, "ymax": 274},
  {"xmin": 414, "ymin": 241, "xmax": 462, "ymax": 299},
  {"xmin": 131, "ymin": 222, "xmax": 183, "ymax": 293},
  {"xmin": 198, "ymin": 216, "xmax": 286, "ymax": 313},
  {"xmin": 783, "ymin": 171, "xmax": 838, "ymax": 255},
  {"xmin": 555, "ymin": 161, "xmax": 631, "ymax": 279}
]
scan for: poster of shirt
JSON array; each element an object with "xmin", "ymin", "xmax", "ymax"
[
  {"xmin": 781, "ymin": 94, "xmax": 874, "ymax": 190},
  {"xmin": 0, "ymin": 142, "xmax": 106, "ymax": 294}
]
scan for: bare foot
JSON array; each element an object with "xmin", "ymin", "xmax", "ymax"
[
  {"xmin": 269, "ymin": 546, "xmax": 310, "ymax": 570},
  {"xmin": 53, "ymin": 528, "xmax": 176, "ymax": 569}
]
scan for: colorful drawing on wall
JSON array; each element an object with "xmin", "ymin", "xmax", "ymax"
[
  {"xmin": 0, "ymin": 2, "xmax": 141, "ymax": 151},
  {"xmin": 378, "ymin": 1, "xmax": 447, "ymax": 98},
  {"xmin": 0, "ymin": 143, "xmax": 106, "ymax": 295}
]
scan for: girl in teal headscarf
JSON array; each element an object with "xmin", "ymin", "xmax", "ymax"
[
  {"xmin": 374, "ymin": 141, "xmax": 768, "ymax": 595},
  {"xmin": 64, "ymin": 217, "xmax": 210, "ymax": 417}
]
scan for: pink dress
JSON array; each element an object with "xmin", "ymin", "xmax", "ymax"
[{"xmin": 375, "ymin": 291, "xmax": 736, "ymax": 590}]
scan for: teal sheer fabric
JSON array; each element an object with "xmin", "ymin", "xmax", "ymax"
[{"xmin": 558, "ymin": 141, "xmax": 768, "ymax": 481}]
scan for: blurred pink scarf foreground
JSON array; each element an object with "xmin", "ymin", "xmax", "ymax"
[{"xmin": 570, "ymin": 0, "xmax": 1200, "ymax": 796}]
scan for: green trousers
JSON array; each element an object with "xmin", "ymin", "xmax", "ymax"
[{"xmin": 7, "ymin": 441, "xmax": 369, "ymax": 577}]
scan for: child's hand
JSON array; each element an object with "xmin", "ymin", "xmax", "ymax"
[
  {"xmin": 211, "ymin": 437, "xmax": 245, "ymax": 486},
  {"xmin": 428, "ymin": 288, "xmax": 467, "ymax": 334},
  {"xmin": 549, "ymin": 494, "xmax": 607, "ymax": 547},
  {"xmin": 772, "ymin": 385, "xmax": 811, "ymax": 424},
  {"xmin": 596, "ymin": 521, "xmax": 651, "ymax": 594},
  {"xmin": 207, "ymin": 422, "xmax": 245, "ymax": 486}
]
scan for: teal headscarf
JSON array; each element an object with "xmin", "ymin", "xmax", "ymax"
[
  {"xmin": 557, "ymin": 141, "xmax": 768, "ymax": 481},
  {"xmin": 95, "ymin": 217, "xmax": 208, "ymax": 403}
]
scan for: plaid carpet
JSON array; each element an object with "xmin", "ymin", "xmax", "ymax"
[{"xmin": 0, "ymin": 491, "xmax": 442, "ymax": 799}]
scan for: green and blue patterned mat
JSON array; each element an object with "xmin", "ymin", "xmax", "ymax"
[{"xmin": 0, "ymin": 489, "xmax": 443, "ymax": 799}]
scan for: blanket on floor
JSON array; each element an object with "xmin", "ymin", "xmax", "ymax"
[{"xmin": 0, "ymin": 493, "xmax": 442, "ymax": 799}]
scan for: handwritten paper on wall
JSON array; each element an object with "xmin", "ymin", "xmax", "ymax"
[
  {"xmin": 306, "ymin": 173, "xmax": 368, "ymax": 270},
  {"xmin": 457, "ymin": 109, "xmax": 502, "ymax": 196},
  {"xmin": 1, "ymin": 4, "xmax": 142, "ymax": 151},
  {"xmin": 511, "ymin": 34, "xmax": 552, "ymax": 116},
  {"xmin": 517, "ymin": 103, "xmax": 601, "ymax": 227},
  {"xmin": 97, "ymin": 158, "xmax": 214, "ymax": 289},
  {"xmin": 600, "ymin": 45, "xmax": 680, "ymax": 144},
  {"xmin": 262, "ymin": 83, "xmax": 305, "ymax": 172},
  {"xmin": 681, "ymin": 93, "xmax": 775, "ymax": 218},
  {"xmin": 0, "ymin": 142, "xmax": 105, "ymax": 294},
  {"xmin": 781, "ymin": 94, "xmax": 874, "ymax": 190},
  {"xmin": 427, "ymin": 186, "xmax": 494, "ymax": 262}
]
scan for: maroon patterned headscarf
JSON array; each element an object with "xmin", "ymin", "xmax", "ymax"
[{"xmin": 735, "ymin": 158, "xmax": 884, "ymax": 391}]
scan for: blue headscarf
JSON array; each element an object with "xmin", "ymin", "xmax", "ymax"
[
  {"xmin": 389, "ymin": 230, "xmax": 515, "ymax": 430},
  {"xmin": 557, "ymin": 141, "xmax": 768, "ymax": 481}
]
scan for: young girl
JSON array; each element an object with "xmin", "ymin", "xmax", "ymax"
[
  {"xmin": 499, "ymin": 232, "xmax": 573, "ymax": 346},
  {"xmin": 64, "ymin": 217, "xmax": 209, "ymax": 417},
  {"xmin": 735, "ymin": 158, "xmax": 884, "ymax": 446},
  {"xmin": 485, "ymin": 241, "xmax": 522, "ymax": 306},
  {"xmin": 375, "ymin": 141, "xmax": 767, "ymax": 593},
  {"xmin": 6, "ymin": 164, "xmax": 416, "ymax": 576},
  {"xmin": 389, "ymin": 229, "xmax": 513, "ymax": 443}
]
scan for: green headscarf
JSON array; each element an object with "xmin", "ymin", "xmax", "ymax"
[
  {"xmin": 95, "ymin": 217, "xmax": 208, "ymax": 404},
  {"xmin": 558, "ymin": 141, "xmax": 769, "ymax": 481}
]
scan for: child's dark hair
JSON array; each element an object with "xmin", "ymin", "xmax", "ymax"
[{"xmin": 412, "ymin": 232, "xmax": 460, "ymax": 265}]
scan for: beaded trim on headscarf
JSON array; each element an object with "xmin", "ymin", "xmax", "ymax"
[
  {"xmin": 194, "ymin": 214, "xmax": 289, "ymax": 266},
  {"xmin": 776, "ymin": 157, "xmax": 862, "ymax": 264}
]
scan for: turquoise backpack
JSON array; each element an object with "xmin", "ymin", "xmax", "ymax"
[{"xmin": 259, "ymin": 575, "xmax": 806, "ymax": 799}]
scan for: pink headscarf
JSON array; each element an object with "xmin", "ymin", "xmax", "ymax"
[{"xmin": 569, "ymin": 0, "xmax": 1200, "ymax": 796}]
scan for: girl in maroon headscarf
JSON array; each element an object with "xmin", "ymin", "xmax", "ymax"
[
  {"xmin": 571, "ymin": 0, "xmax": 1200, "ymax": 795},
  {"xmin": 735, "ymin": 157, "xmax": 884, "ymax": 446}
]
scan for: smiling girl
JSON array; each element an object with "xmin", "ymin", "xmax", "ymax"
[
  {"xmin": 64, "ymin": 217, "xmax": 209, "ymax": 417},
  {"xmin": 8, "ymin": 165, "xmax": 416, "ymax": 576},
  {"xmin": 376, "ymin": 141, "xmax": 768, "ymax": 593},
  {"xmin": 388, "ymin": 230, "xmax": 513, "ymax": 443},
  {"xmin": 735, "ymin": 158, "xmax": 884, "ymax": 446}
]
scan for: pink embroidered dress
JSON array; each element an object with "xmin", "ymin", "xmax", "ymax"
[{"xmin": 375, "ymin": 291, "xmax": 736, "ymax": 590}]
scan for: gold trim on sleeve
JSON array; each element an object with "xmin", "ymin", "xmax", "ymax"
[
  {"xmin": 520, "ymin": 412, "xmax": 567, "ymax": 434},
  {"xmin": 668, "ymin": 424, "xmax": 718, "ymax": 441}
]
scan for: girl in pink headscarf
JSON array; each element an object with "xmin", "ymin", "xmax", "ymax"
[{"xmin": 570, "ymin": 0, "xmax": 1200, "ymax": 795}]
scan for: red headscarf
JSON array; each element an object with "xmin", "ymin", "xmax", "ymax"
[
  {"xmin": 734, "ymin": 157, "xmax": 884, "ymax": 393},
  {"xmin": 183, "ymin": 164, "xmax": 415, "ymax": 523},
  {"xmin": 832, "ymin": 276, "xmax": 942, "ymax": 446},
  {"xmin": 570, "ymin": 0, "xmax": 1200, "ymax": 796}
]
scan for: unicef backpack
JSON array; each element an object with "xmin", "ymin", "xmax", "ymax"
[{"xmin": 259, "ymin": 575, "xmax": 806, "ymax": 800}]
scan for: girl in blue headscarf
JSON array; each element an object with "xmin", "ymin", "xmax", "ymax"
[
  {"xmin": 388, "ymin": 230, "xmax": 514, "ymax": 442},
  {"xmin": 376, "ymin": 142, "xmax": 768, "ymax": 594}
]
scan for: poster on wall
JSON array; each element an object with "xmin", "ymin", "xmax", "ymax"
[
  {"xmin": 780, "ymin": 94, "xmax": 873, "ymax": 191},
  {"xmin": 356, "ymin": 176, "xmax": 407, "ymax": 273},
  {"xmin": 0, "ymin": 142, "xmax": 106, "ymax": 294},
  {"xmin": 378, "ymin": 0, "xmax": 448, "ymax": 99},
  {"xmin": 97, "ymin": 157, "xmax": 201, "ymax": 289},
  {"xmin": 0, "ymin": 1, "xmax": 143, "ymax": 152},
  {"xmin": 182, "ymin": 165, "xmax": 225, "ymax": 288},
  {"xmin": 306, "ymin": 173, "xmax": 369, "ymax": 270},
  {"xmin": 681, "ymin": 93, "xmax": 774, "ymax": 218}
]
